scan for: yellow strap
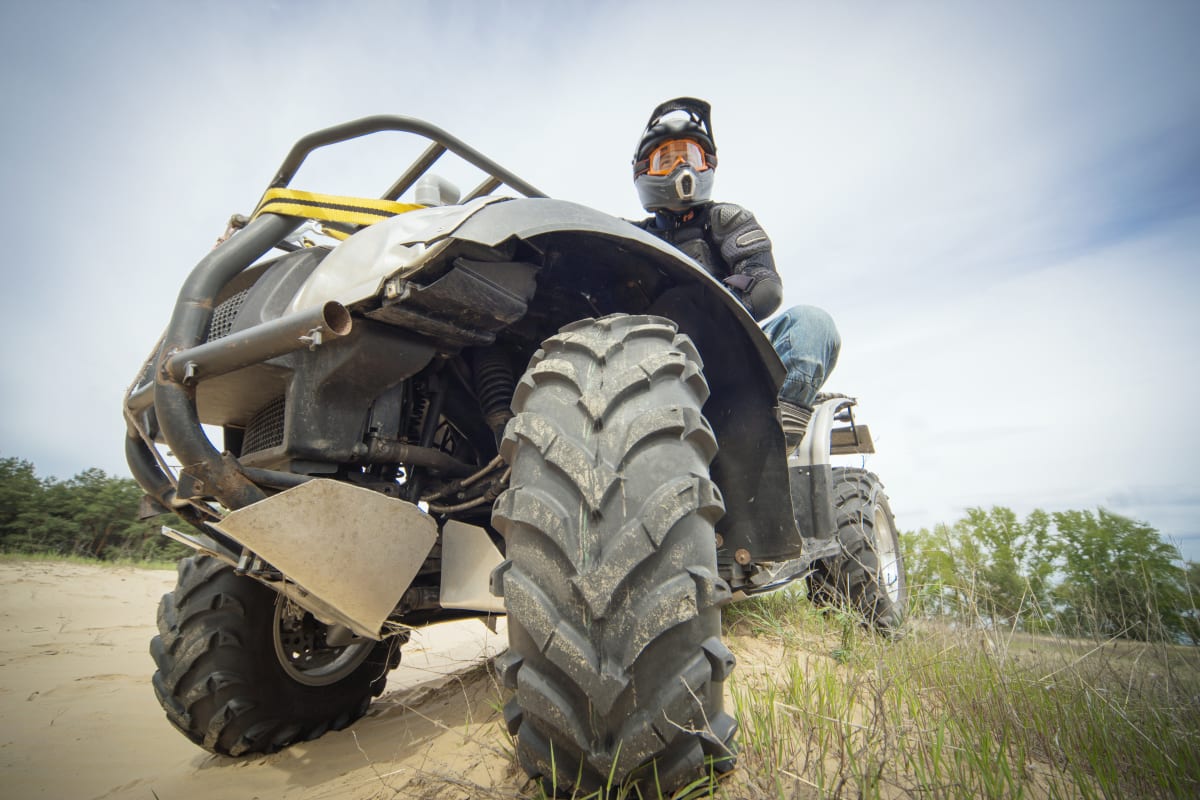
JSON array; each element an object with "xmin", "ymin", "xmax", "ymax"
[{"xmin": 250, "ymin": 188, "xmax": 425, "ymax": 229}]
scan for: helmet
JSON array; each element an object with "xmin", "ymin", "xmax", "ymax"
[{"xmin": 633, "ymin": 97, "xmax": 718, "ymax": 212}]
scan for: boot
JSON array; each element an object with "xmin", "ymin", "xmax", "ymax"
[{"xmin": 778, "ymin": 401, "xmax": 813, "ymax": 453}]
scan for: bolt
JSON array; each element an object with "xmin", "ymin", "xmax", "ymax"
[{"xmin": 735, "ymin": 548, "xmax": 751, "ymax": 565}]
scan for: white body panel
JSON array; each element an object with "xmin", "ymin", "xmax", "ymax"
[
  {"xmin": 440, "ymin": 520, "xmax": 507, "ymax": 614},
  {"xmin": 287, "ymin": 196, "xmax": 506, "ymax": 314}
]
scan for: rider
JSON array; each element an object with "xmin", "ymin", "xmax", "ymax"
[{"xmin": 631, "ymin": 97, "xmax": 841, "ymax": 450}]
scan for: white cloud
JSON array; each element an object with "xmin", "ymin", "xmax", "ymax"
[{"xmin": 2, "ymin": 1, "xmax": 1198, "ymax": 559}]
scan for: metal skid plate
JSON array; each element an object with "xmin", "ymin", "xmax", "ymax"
[
  {"xmin": 440, "ymin": 520, "xmax": 506, "ymax": 614},
  {"xmin": 211, "ymin": 479, "xmax": 437, "ymax": 638}
]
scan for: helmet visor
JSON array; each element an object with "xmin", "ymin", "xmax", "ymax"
[{"xmin": 644, "ymin": 139, "xmax": 711, "ymax": 176}]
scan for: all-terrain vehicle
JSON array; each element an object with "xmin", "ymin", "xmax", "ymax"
[{"xmin": 123, "ymin": 115, "xmax": 906, "ymax": 795}]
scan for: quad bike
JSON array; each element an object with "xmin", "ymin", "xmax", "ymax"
[{"xmin": 123, "ymin": 115, "xmax": 906, "ymax": 794}]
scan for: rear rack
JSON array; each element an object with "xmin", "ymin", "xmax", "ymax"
[{"xmin": 267, "ymin": 115, "xmax": 546, "ymax": 204}]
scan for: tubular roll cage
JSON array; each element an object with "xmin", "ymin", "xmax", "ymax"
[{"xmin": 124, "ymin": 116, "xmax": 547, "ymax": 525}]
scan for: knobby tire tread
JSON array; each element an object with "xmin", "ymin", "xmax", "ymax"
[
  {"xmin": 493, "ymin": 314, "xmax": 737, "ymax": 795},
  {"xmin": 811, "ymin": 467, "xmax": 906, "ymax": 631}
]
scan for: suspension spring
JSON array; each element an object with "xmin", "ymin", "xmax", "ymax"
[{"xmin": 472, "ymin": 349, "xmax": 516, "ymax": 433}]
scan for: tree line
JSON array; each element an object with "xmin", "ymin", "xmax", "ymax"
[
  {"xmin": 4, "ymin": 453, "xmax": 1198, "ymax": 642},
  {"xmin": 902, "ymin": 506, "xmax": 1200, "ymax": 643},
  {"xmin": 0, "ymin": 455, "xmax": 189, "ymax": 563}
]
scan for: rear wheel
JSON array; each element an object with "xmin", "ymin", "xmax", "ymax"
[
  {"xmin": 150, "ymin": 555, "xmax": 400, "ymax": 756},
  {"xmin": 492, "ymin": 314, "xmax": 737, "ymax": 795},
  {"xmin": 810, "ymin": 468, "xmax": 907, "ymax": 632}
]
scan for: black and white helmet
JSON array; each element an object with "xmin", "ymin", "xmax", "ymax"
[{"xmin": 632, "ymin": 97, "xmax": 718, "ymax": 212}]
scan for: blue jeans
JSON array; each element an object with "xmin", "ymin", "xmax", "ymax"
[{"xmin": 761, "ymin": 305, "xmax": 841, "ymax": 407}]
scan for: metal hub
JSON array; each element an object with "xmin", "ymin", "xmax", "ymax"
[
  {"xmin": 272, "ymin": 597, "xmax": 373, "ymax": 686},
  {"xmin": 873, "ymin": 504, "xmax": 902, "ymax": 604}
]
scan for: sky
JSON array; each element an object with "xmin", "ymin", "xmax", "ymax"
[{"xmin": 1, "ymin": 1, "xmax": 1198, "ymax": 561}]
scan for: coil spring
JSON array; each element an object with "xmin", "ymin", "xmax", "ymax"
[
  {"xmin": 406, "ymin": 394, "xmax": 429, "ymax": 442},
  {"xmin": 473, "ymin": 350, "xmax": 515, "ymax": 424}
]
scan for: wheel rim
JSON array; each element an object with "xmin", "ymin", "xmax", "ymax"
[
  {"xmin": 873, "ymin": 505, "xmax": 903, "ymax": 604},
  {"xmin": 272, "ymin": 597, "xmax": 373, "ymax": 686}
]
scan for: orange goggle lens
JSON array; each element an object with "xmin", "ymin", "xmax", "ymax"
[{"xmin": 645, "ymin": 139, "xmax": 711, "ymax": 176}]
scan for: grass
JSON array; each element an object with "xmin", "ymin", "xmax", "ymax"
[
  {"xmin": 501, "ymin": 586, "xmax": 1200, "ymax": 799},
  {"xmin": 721, "ymin": 587, "xmax": 1200, "ymax": 800},
  {"xmin": 0, "ymin": 550, "xmax": 180, "ymax": 571},
  {"xmin": 14, "ymin": 550, "xmax": 1195, "ymax": 797}
]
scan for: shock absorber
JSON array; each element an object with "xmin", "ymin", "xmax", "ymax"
[
  {"xmin": 405, "ymin": 395, "xmax": 429, "ymax": 443},
  {"xmin": 472, "ymin": 348, "xmax": 515, "ymax": 442}
]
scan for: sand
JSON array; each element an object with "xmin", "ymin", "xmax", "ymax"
[{"xmin": 0, "ymin": 561, "xmax": 524, "ymax": 799}]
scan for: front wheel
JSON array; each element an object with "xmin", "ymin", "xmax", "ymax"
[
  {"xmin": 150, "ymin": 555, "xmax": 401, "ymax": 756},
  {"xmin": 493, "ymin": 314, "xmax": 737, "ymax": 796},
  {"xmin": 810, "ymin": 468, "xmax": 907, "ymax": 632}
]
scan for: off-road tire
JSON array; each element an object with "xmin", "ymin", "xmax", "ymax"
[
  {"xmin": 492, "ymin": 314, "xmax": 737, "ymax": 795},
  {"xmin": 810, "ymin": 468, "xmax": 907, "ymax": 632},
  {"xmin": 150, "ymin": 555, "xmax": 399, "ymax": 756}
]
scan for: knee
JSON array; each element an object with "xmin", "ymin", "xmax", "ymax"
[{"xmin": 781, "ymin": 305, "xmax": 840, "ymax": 352}]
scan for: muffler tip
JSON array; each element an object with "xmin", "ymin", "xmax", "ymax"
[{"xmin": 322, "ymin": 301, "xmax": 353, "ymax": 337}]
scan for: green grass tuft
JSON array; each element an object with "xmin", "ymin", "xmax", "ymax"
[
  {"xmin": 0, "ymin": 551, "xmax": 179, "ymax": 571},
  {"xmin": 724, "ymin": 588, "xmax": 1200, "ymax": 799}
]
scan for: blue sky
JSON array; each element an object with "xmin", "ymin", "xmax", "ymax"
[{"xmin": 2, "ymin": 1, "xmax": 1198, "ymax": 560}]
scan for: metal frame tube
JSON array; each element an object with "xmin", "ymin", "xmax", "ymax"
[
  {"xmin": 383, "ymin": 142, "xmax": 448, "ymax": 200},
  {"xmin": 154, "ymin": 213, "xmax": 302, "ymax": 510},
  {"xmin": 267, "ymin": 115, "xmax": 546, "ymax": 200},
  {"xmin": 123, "ymin": 429, "xmax": 212, "ymax": 530},
  {"xmin": 125, "ymin": 429, "xmax": 178, "ymax": 509},
  {"xmin": 790, "ymin": 396, "xmax": 856, "ymax": 468}
]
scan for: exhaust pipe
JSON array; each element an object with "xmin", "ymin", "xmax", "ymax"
[{"xmin": 165, "ymin": 300, "xmax": 352, "ymax": 385}]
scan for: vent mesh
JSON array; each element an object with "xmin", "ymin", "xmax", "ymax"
[
  {"xmin": 242, "ymin": 396, "xmax": 286, "ymax": 454},
  {"xmin": 206, "ymin": 288, "xmax": 252, "ymax": 342}
]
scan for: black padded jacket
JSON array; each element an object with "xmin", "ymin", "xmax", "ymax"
[{"xmin": 636, "ymin": 202, "xmax": 783, "ymax": 321}]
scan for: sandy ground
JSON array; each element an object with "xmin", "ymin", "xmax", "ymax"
[{"xmin": 0, "ymin": 561, "xmax": 526, "ymax": 800}]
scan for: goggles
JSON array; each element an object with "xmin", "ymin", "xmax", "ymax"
[{"xmin": 642, "ymin": 139, "xmax": 713, "ymax": 176}]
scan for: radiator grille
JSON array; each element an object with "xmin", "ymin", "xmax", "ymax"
[
  {"xmin": 206, "ymin": 288, "xmax": 252, "ymax": 342},
  {"xmin": 242, "ymin": 396, "xmax": 286, "ymax": 454}
]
